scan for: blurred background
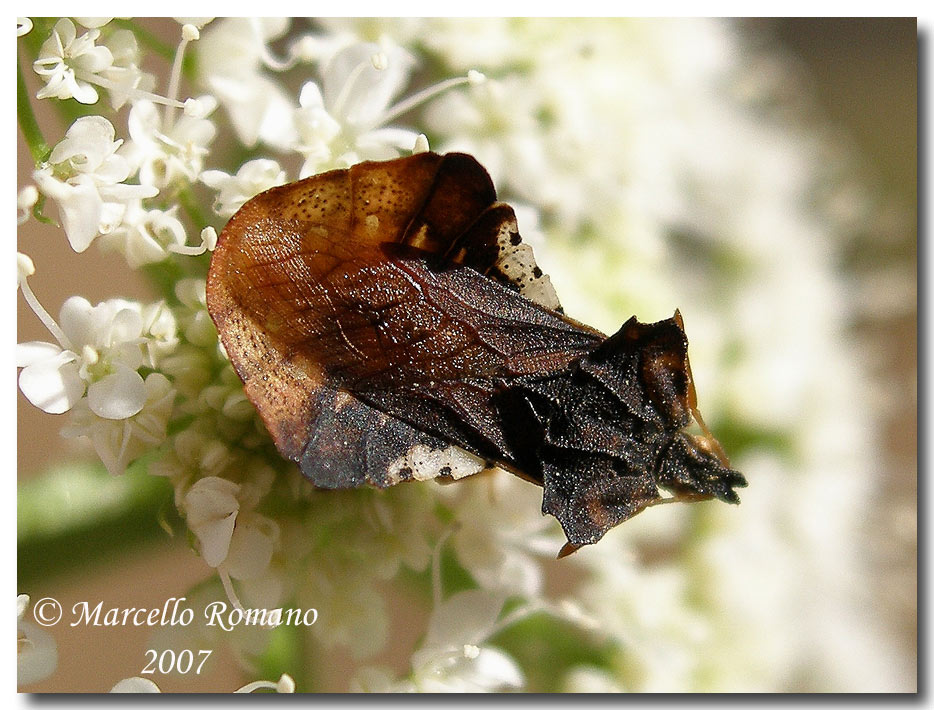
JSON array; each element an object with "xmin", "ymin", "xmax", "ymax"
[{"xmin": 17, "ymin": 18, "xmax": 916, "ymax": 692}]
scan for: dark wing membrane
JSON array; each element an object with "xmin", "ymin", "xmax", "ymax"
[
  {"xmin": 337, "ymin": 257, "xmax": 602, "ymax": 463},
  {"xmin": 207, "ymin": 153, "xmax": 600, "ymax": 487},
  {"xmin": 298, "ymin": 383, "xmax": 491, "ymax": 489}
]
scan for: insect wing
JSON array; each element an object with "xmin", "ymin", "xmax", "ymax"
[{"xmin": 207, "ymin": 153, "xmax": 598, "ymax": 487}]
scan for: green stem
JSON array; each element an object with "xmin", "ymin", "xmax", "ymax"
[{"xmin": 17, "ymin": 60, "xmax": 50, "ymax": 165}]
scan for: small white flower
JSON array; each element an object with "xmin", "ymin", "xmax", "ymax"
[
  {"xmin": 292, "ymin": 81, "xmax": 342, "ymax": 175},
  {"xmin": 174, "ymin": 278, "xmax": 216, "ymax": 347},
  {"xmin": 407, "ymin": 589, "xmax": 524, "ymax": 692},
  {"xmin": 439, "ymin": 472, "xmax": 557, "ymax": 597},
  {"xmin": 33, "ymin": 19, "xmax": 151, "ymax": 109},
  {"xmin": 100, "ymin": 202, "xmax": 188, "ymax": 268},
  {"xmin": 196, "ymin": 18, "xmax": 296, "ymax": 149},
  {"xmin": 179, "ymin": 467, "xmax": 280, "ymax": 606},
  {"xmin": 201, "ymin": 159, "xmax": 287, "ymax": 218},
  {"xmin": 291, "ymin": 40, "xmax": 487, "ymax": 175},
  {"xmin": 62, "ymin": 372, "xmax": 176, "ymax": 476},
  {"xmin": 292, "ymin": 41, "xmax": 422, "ymax": 174},
  {"xmin": 17, "ymin": 18, "xmax": 33, "ymax": 37},
  {"xmin": 140, "ymin": 300, "xmax": 180, "ymax": 366},
  {"xmin": 17, "ymin": 256, "xmax": 85, "ymax": 414},
  {"xmin": 17, "ymin": 262, "xmax": 179, "ymax": 510},
  {"xmin": 33, "ymin": 18, "xmax": 113, "ymax": 104},
  {"xmin": 183, "ymin": 476, "xmax": 241, "ymax": 567},
  {"xmin": 18, "ymin": 595, "xmax": 59, "ymax": 686},
  {"xmin": 17, "ymin": 286, "xmax": 178, "ymax": 427},
  {"xmin": 34, "ymin": 116, "xmax": 157, "ymax": 252},
  {"xmin": 223, "ymin": 511, "xmax": 280, "ymax": 581},
  {"xmin": 322, "ymin": 42, "xmax": 415, "ymax": 135},
  {"xmin": 60, "ymin": 295, "xmax": 145, "ymax": 378},
  {"xmin": 125, "ymin": 96, "xmax": 217, "ymax": 188},
  {"xmin": 98, "ymin": 28, "xmax": 150, "ymax": 110}
]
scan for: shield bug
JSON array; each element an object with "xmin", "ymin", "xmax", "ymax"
[{"xmin": 206, "ymin": 152, "xmax": 746, "ymax": 555}]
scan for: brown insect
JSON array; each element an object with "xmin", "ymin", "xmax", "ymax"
[{"xmin": 206, "ymin": 152, "xmax": 746, "ymax": 556}]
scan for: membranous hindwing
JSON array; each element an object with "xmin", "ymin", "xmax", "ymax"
[{"xmin": 207, "ymin": 151, "xmax": 747, "ymax": 553}]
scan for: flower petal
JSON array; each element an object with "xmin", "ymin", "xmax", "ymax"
[
  {"xmin": 53, "ymin": 18, "xmax": 77, "ymax": 46},
  {"xmin": 70, "ymin": 80, "xmax": 100, "ymax": 105},
  {"xmin": 109, "ymin": 306, "xmax": 144, "ymax": 344},
  {"xmin": 423, "ymin": 589, "xmax": 508, "ymax": 652},
  {"xmin": 323, "ymin": 42, "xmax": 414, "ymax": 128},
  {"xmin": 18, "ymin": 353, "xmax": 84, "ymax": 414},
  {"xmin": 48, "ymin": 115, "xmax": 116, "ymax": 167},
  {"xmin": 224, "ymin": 513, "xmax": 279, "ymax": 580},
  {"xmin": 56, "ymin": 180, "xmax": 104, "ymax": 252},
  {"xmin": 58, "ymin": 296, "xmax": 94, "ymax": 349},
  {"xmin": 462, "ymin": 647, "xmax": 524, "ymax": 691},
  {"xmin": 16, "ymin": 341, "xmax": 63, "ymax": 368},
  {"xmin": 184, "ymin": 477, "xmax": 240, "ymax": 567},
  {"xmin": 87, "ymin": 365, "xmax": 146, "ymax": 419}
]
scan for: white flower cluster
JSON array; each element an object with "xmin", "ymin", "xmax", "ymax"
[
  {"xmin": 17, "ymin": 17, "xmax": 909, "ymax": 692},
  {"xmin": 17, "ymin": 253, "xmax": 177, "ymax": 476}
]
